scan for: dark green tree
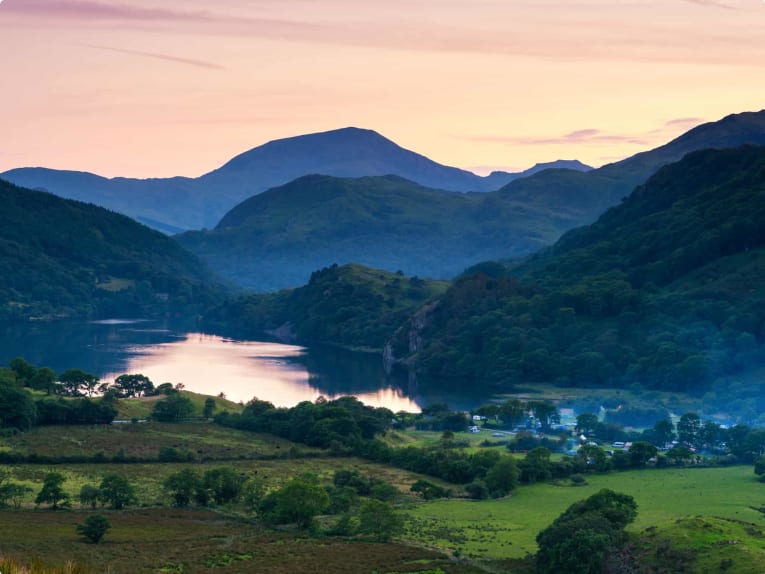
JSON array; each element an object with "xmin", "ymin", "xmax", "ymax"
[
  {"xmin": 76, "ymin": 514, "xmax": 110, "ymax": 544},
  {"xmin": 114, "ymin": 374, "xmax": 154, "ymax": 398},
  {"xmin": 628, "ymin": 442, "xmax": 658, "ymax": 468},
  {"xmin": 163, "ymin": 469, "xmax": 203, "ymax": 507},
  {"xmin": 202, "ymin": 467, "xmax": 245, "ymax": 505},
  {"xmin": 576, "ymin": 413, "xmax": 599, "ymax": 436},
  {"xmin": 59, "ymin": 369, "xmax": 98, "ymax": 397},
  {"xmin": 98, "ymin": 474, "xmax": 137, "ymax": 510},
  {"xmin": 484, "ymin": 456, "xmax": 519, "ymax": 497},
  {"xmin": 35, "ymin": 472, "xmax": 70, "ymax": 510},
  {"xmin": 264, "ymin": 474, "xmax": 329, "ymax": 529},
  {"xmin": 358, "ymin": 499, "xmax": 404, "ymax": 542},
  {"xmin": 203, "ymin": 397, "xmax": 216, "ymax": 418},
  {"xmin": 79, "ymin": 484, "xmax": 100, "ymax": 509},
  {"xmin": 0, "ymin": 382, "xmax": 36, "ymax": 430},
  {"xmin": 152, "ymin": 393, "xmax": 194, "ymax": 422},
  {"xmin": 677, "ymin": 413, "xmax": 702, "ymax": 449},
  {"xmin": 536, "ymin": 489, "xmax": 638, "ymax": 574}
]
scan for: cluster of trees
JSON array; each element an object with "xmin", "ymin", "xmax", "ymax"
[
  {"xmin": 536, "ymin": 489, "xmax": 638, "ymax": 574},
  {"xmin": 215, "ymin": 395, "xmax": 394, "ymax": 451},
  {"xmin": 388, "ymin": 147, "xmax": 765, "ymax": 395},
  {"xmin": 473, "ymin": 398, "xmax": 561, "ymax": 431},
  {"xmin": 203, "ymin": 263, "xmax": 447, "ymax": 349}
]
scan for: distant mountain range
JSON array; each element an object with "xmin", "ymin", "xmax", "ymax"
[
  {"xmin": 177, "ymin": 110, "xmax": 765, "ymax": 291},
  {"xmin": 0, "ymin": 179, "xmax": 223, "ymax": 320},
  {"xmin": 0, "ymin": 127, "xmax": 591, "ymax": 232}
]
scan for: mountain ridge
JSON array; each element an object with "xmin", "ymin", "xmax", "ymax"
[{"xmin": 1, "ymin": 127, "xmax": 590, "ymax": 231}]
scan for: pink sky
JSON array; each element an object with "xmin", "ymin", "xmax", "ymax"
[{"xmin": 0, "ymin": 0, "xmax": 763, "ymax": 178}]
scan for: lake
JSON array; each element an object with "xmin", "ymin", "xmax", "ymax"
[{"xmin": 0, "ymin": 319, "xmax": 486, "ymax": 412}]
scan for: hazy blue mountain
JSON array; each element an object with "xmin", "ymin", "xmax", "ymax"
[
  {"xmin": 497, "ymin": 110, "xmax": 765, "ymax": 221},
  {"xmin": 2, "ymin": 128, "xmax": 585, "ymax": 231},
  {"xmin": 177, "ymin": 174, "xmax": 569, "ymax": 291},
  {"xmin": 0, "ymin": 178, "xmax": 223, "ymax": 320}
]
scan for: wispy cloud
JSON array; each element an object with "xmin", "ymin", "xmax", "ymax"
[
  {"xmin": 680, "ymin": 0, "xmax": 736, "ymax": 9},
  {"xmin": 458, "ymin": 118, "xmax": 706, "ymax": 147},
  {"xmin": 4, "ymin": 0, "xmax": 216, "ymax": 22},
  {"xmin": 80, "ymin": 43, "xmax": 225, "ymax": 70}
]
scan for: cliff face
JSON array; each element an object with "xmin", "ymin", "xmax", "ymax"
[{"xmin": 383, "ymin": 300, "xmax": 440, "ymax": 374}]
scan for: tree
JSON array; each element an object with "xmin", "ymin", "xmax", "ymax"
[
  {"xmin": 98, "ymin": 474, "xmax": 137, "ymax": 510},
  {"xmin": 519, "ymin": 447, "xmax": 552, "ymax": 483},
  {"xmin": 0, "ymin": 382, "xmax": 36, "ymax": 430},
  {"xmin": 264, "ymin": 474, "xmax": 329, "ymax": 529},
  {"xmin": 0, "ymin": 471, "xmax": 32, "ymax": 509},
  {"xmin": 35, "ymin": 472, "xmax": 70, "ymax": 510},
  {"xmin": 59, "ymin": 369, "xmax": 98, "ymax": 397},
  {"xmin": 649, "ymin": 419, "xmax": 675, "ymax": 448},
  {"xmin": 203, "ymin": 397, "xmax": 216, "ymax": 418},
  {"xmin": 528, "ymin": 401, "xmax": 560, "ymax": 431},
  {"xmin": 499, "ymin": 399, "xmax": 527, "ymax": 428},
  {"xmin": 576, "ymin": 413, "xmax": 599, "ymax": 436},
  {"xmin": 163, "ymin": 469, "xmax": 202, "ymax": 507},
  {"xmin": 79, "ymin": 484, "xmax": 100, "ymax": 509},
  {"xmin": 358, "ymin": 499, "xmax": 404, "ymax": 542},
  {"xmin": 202, "ymin": 467, "xmax": 244, "ymax": 505},
  {"xmin": 677, "ymin": 413, "xmax": 702, "ymax": 449},
  {"xmin": 114, "ymin": 374, "xmax": 154, "ymax": 398},
  {"xmin": 76, "ymin": 514, "xmax": 110, "ymax": 544},
  {"xmin": 29, "ymin": 367, "xmax": 58, "ymax": 395},
  {"xmin": 152, "ymin": 393, "xmax": 194, "ymax": 422},
  {"xmin": 628, "ymin": 442, "xmax": 658, "ymax": 468},
  {"xmin": 536, "ymin": 489, "xmax": 637, "ymax": 574},
  {"xmin": 9, "ymin": 357, "xmax": 36, "ymax": 386},
  {"xmin": 484, "ymin": 456, "xmax": 519, "ymax": 497}
]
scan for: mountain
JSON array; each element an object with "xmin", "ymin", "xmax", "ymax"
[
  {"xmin": 0, "ymin": 178, "xmax": 223, "ymax": 320},
  {"xmin": 177, "ymin": 110, "xmax": 765, "ymax": 291},
  {"xmin": 496, "ymin": 110, "xmax": 765, "ymax": 222},
  {"xmin": 1, "ymin": 128, "xmax": 590, "ymax": 231},
  {"xmin": 176, "ymin": 174, "xmax": 581, "ymax": 291},
  {"xmin": 385, "ymin": 145, "xmax": 765, "ymax": 394}
]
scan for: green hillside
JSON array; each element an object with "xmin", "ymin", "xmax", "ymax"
[
  {"xmin": 0, "ymin": 178, "xmax": 223, "ymax": 320},
  {"xmin": 203, "ymin": 263, "xmax": 449, "ymax": 350},
  {"xmin": 178, "ymin": 174, "xmax": 579, "ymax": 291},
  {"xmin": 386, "ymin": 146, "xmax": 765, "ymax": 395}
]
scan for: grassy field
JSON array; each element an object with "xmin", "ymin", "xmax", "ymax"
[
  {"xmin": 114, "ymin": 391, "xmax": 245, "ymax": 421},
  {"xmin": 404, "ymin": 466, "xmax": 765, "ymax": 561},
  {"xmin": 0, "ymin": 421, "xmax": 310, "ymax": 460},
  {"xmin": 0, "ymin": 508, "xmax": 485, "ymax": 574}
]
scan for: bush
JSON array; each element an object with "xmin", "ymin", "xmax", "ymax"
[{"xmin": 77, "ymin": 514, "xmax": 110, "ymax": 543}]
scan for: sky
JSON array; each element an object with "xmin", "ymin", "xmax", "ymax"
[{"xmin": 0, "ymin": 0, "xmax": 763, "ymax": 178}]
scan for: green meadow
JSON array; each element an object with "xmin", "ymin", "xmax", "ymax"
[{"xmin": 405, "ymin": 466, "xmax": 765, "ymax": 560}]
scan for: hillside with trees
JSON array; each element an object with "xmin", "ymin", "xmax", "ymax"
[
  {"xmin": 0, "ymin": 178, "xmax": 223, "ymax": 320},
  {"xmin": 203, "ymin": 263, "xmax": 449, "ymax": 350},
  {"xmin": 383, "ymin": 145, "xmax": 765, "ymax": 393}
]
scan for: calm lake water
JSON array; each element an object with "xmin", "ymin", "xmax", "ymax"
[{"xmin": 0, "ymin": 319, "xmax": 485, "ymax": 412}]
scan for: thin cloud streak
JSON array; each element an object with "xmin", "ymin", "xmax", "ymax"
[
  {"xmin": 459, "ymin": 118, "xmax": 707, "ymax": 147},
  {"xmin": 4, "ymin": 1, "xmax": 763, "ymax": 67},
  {"xmin": 80, "ymin": 44, "xmax": 226, "ymax": 70},
  {"xmin": 4, "ymin": 0, "xmax": 216, "ymax": 22},
  {"xmin": 680, "ymin": 0, "xmax": 736, "ymax": 9}
]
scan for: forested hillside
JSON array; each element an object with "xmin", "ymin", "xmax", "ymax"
[
  {"xmin": 386, "ymin": 146, "xmax": 765, "ymax": 393},
  {"xmin": 203, "ymin": 263, "xmax": 448, "ymax": 350},
  {"xmin": 0, "ymin": 179, "xmax": 223, "ymax": 320},
  {"xmin": 178, "ymin": 174, "xmax": 573, "ymax": 291}
]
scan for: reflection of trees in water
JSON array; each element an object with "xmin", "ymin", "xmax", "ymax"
[
  {"xmin": 0, "ymin": 320, "xmax": 181, "ymax": 376},
  {"xmin": 295, "ymin": 346, "xmax": 486, "ymax": 411},
  {"xmin": 294, "ymin": 347, "xmax": 397, "ymax": 396}
]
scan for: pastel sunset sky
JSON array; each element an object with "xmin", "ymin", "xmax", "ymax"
[{"xmin": 0, "ymin": 0, "xmax": 763, "ymax": 178}]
